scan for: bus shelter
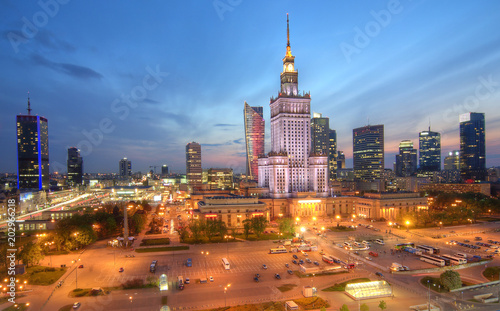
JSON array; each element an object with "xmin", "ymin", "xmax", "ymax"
[{"xmin": 345, "ymin": 281, "xmax": 392, "ymax": 300}]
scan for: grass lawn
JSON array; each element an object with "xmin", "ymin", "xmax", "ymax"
[
  {"xmin": 327, "ymin": 226, "xmax": 355, "ymax": 232},
  {"xmin": 294, "ymin": 297, "xmax": 330, "ymax": 310},
  {"xmin": 197, "ymin": 297, "xmax": 330, "ymax": 311},
  {"xmin": 135, "ymin": 246, "xmax": 189, "ymax": 253},
  {"xmin": 295, "ymin": 269, "xmax": 348, "ymax": 278},
  {"xmin": 140, "ymin": 238, "xmax": 171, "ymax": 246},
  {"xmin": 18, "ymin": 265, "xmax": 67, "ymax": 285},
  {"xmin": 58, "ymin": 305, "xmax": 73, "ymax": 311},
  {"xmin": 277, "ymin": 284, "xmax": 297, "ymax": 292},
  {"xmin": 483, "ymin": 266, "xmax": 500, "ymax": 281},
  {"xmin": 322, "ymin": 278, "xmax": 371, "ymax": 291}
]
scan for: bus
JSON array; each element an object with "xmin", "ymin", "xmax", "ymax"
[
  {"xmin": 416, "ymin": 245, "xmax": 440, "ymax": 255},
  {"xmin": 441, "ymin": 254, "xmax": 467, "ymax": 265},
  {"xmin": 150, "ymin": 260, "xmax": 158, "ymax": 273},
  {"xmin": 186, "ymin": 258, "xmax": 192, "ymax": 267},
  {"xmin": 375, "ymin": 239, "xmax": 385, "ymax": 245},
  {"xmin": 222, "ymin": 257, "xmax": 230, "ymax": 270},
  {"xmin": 394, "ymin": 243, "xmax": 415, "ymax": 250},
  {"xmin": 434, "ymin": 255, "xmax": 451, "ymax": 266},
  {"xmin": 177, "ymin": 276, "xmax": 184, "ymax": 290},
  {"xmin": 269, "ymin": 248, "xmax": 288, "ymax": 254},
  {"xmin": 419, "ymin": 254, "xmax": 445, "ymax": 267},
  {"xmin": 322, "ymin": 255, "xmax": 334, "ymax": 264}
]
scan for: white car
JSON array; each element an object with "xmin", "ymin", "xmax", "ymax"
[
  {"xmin": 185, "ymin": 278, "xmax": 190, "ymax": 284},
  {"xmin": 209, "ymin": 276, "xmax": 214, "ymax": 282},
  {"xmin": 73, "ymin": 302, "xmax": 81, "ymax": 309},
  {"xmin": 365, "ymin": 256, "xmax": 372, "ymax": 261}
]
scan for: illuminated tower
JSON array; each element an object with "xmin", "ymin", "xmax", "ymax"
[
  {"xmin": 244, "ymin": 102, "xmax": 265, "ymax": 180},
  {"xmin": 460, "ymin": 112, "xmax": 486, "ymax": 181},
  {"xmin": 258, "ymin": 14, "xmax": 328, "ymax": 198},
  {"xmin": 419, "ymin": 127, "xmax": 441, "ymax": 173},
  {"xmin": 186, "ymin": 142, "xmax": 202, "ymax": 189},
  {"xmin": 67, "ymin": 147, "xmax": 83, "ymax": 186},
  {"xmin": 17, "ymin": 96, "xmax": 49, "ymax": 190},
  {"xmin": 353, "ymin": 125, "xmax": 384, "ymax": 181},
  {"xmin": 119, "ymin": 158, "xmax": 131, "ymax": 177},
  {"xmin": 395, "ymin": 140, "xmax": 417, "ymax": 177}
]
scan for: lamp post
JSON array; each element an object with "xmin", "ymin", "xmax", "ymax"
[
  {"xmin": 405, "ymin": 220, "xmax": 410, "ymax": 232},
  {"xmin": 427, "ymin": 280, "xmax": 431, "ymax": 310},
  {"xmin": 224, "ymin": 284, "xmax": 231, "ymax": 307},
  {"xmin": 201, "ymin": 251, "xmax": 209, "ymax": 278},
  {"xmin": 224, "ymin": 235, "xmax": 231, "ymax": 259},
  {"xmin": 336, "ymin": 215, "xmax": 340, "ymax": 227}
]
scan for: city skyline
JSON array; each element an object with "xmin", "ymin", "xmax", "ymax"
[{"xmin": 1, "ymin": 1, "xmax": 500, "ymax": 174}]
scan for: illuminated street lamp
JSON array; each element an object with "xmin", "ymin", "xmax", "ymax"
[
  {"xmin": 224, "ymin": 283, "xmax": 231, "ymax": 307},
  {"xmin": 336, "ymin": 215, "xmax": 340, "ymax": 227},
  {"xmin": 405, "ymin": 220, "xmax": 410, "ymax": 232},
  {"xmin": 201, "ymin": 251, "xmax": 209, "ymax": 278}
]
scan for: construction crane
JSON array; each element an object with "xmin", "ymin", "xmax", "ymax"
[{"xmin": 149, "ymin": 166, "xmax": 159, "ymax": 174}]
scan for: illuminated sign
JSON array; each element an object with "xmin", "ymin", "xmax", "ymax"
[
  {"xmin": 252, "ymin": 212, "xmax": 264, "ymax": 216},
  {"xmin": 205, "ymin": 214, "xmax": 218, "ymax": 218},
  {"xmin": 459, "ymin": 113, "xmax": 471, "ymax": 123}
]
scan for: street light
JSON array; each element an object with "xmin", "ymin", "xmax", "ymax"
[
  {"xmin": 201, "ymin": 251, "xmax": 209, "ymax": 278},
  {"xmin": 224, "ymin": 283, "xmax": 231, "ymax": 307},
  {"xmin": 405, "ymin": 220, "xmax": 410, "ymax": 232},
  {"xmin": 224, "ymin": 235, "xmax": 232, "ymax": 259},
  {"xmin": 336, "ymin": 215, "xmax": 340, "ymax": 227}
]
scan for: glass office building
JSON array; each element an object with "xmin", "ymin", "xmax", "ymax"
[{"xmin": 459, "ymin": 112, "xmax": 486, "ymax": 181}]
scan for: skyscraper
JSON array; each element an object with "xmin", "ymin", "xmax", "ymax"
[
  {"xmin": 353, "ymin": 125, "xmax": 384, "ymax": 181},
  {"xmin": 186, "ymin": 142, "xmax": 202, "ymax": 188},
  {"xmin": 337, "ymin": 151, "xmax": 345, "ymax": 169},
  {"xmin": 444, "ymin": 150, "xmax": 460, "ymax": 170},
  {"xmin": 161, "ymin": 164, "xmax": 169, "ymax": 178},
  {"xmin": 119, "ymin": 158, "xmax": 131, "ymax": 177},
  {"xmin": 419, "ymin": 128, "xmax": 441, "ymax": 172},
  {"xmin": 328, "ymin": 129, "xmax": 338, "ymax": 181},
  {"xmin": 311, "ymin": 113, "xmax": 329, "ymax": 155},
  {"xmin": 243, "ymin": 102, "xmax": 265, "ymax": 180},
  {"xmin": 67, "ymin": 147, "xmax": 83, "ymax": 186},
  {"xmin": 460, "ymin": 112, "xmax": 486, "ymax": 181},
  {"xmin": 395, "ymin": 140, "xmax": 417, "ymax": 177},
  {"xmin": 258, "ymin": 14, "xmax": 328, "ymax": 198},
  {"xmin": 17, "ymin": 96, "xmax": 49, "ymax": 190}
]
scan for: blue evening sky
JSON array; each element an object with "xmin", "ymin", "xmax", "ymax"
[{"xmin": 1, "ymin": 0, "xmax": 499, "ymax": 174}]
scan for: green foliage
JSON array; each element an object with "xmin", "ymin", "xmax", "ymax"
[
  {"xmin": 378, "ymin": 300, "xmax": 387, "ymax": 310},
  {"xmin": 483, "ymin": 266, "xmax": 500, "ymax": 281},
  {"xmin": 340, "ymin": 304, "xmax": 350, "ymax": 311},
  {"xmin": 250, "ymin": 216, "xmax": 268, "ymax": 238},
  {"xmin": 188, "ymin": 218, "xmax": 205, "ymax": 242},
  {"xmin": 320, "ymin": 307, "xmax": 327, "ymax": 311},
  {"xmin": 243, "ymin": 219, "xmax": 251, "ymax": 239},
  {"xmin": 19, "ymin": 241, "xmax": 44, "ymax": 268},
  {"xmin": 360, "ymin": 303, "xmax": 369, "ymax": 311},
  {"xmin": 278, "ymin": 217, "xmax": 296, "ymax": 236},
  {"xmin": 130, "ymin": 212, "xmax": 147, "ymax": 235},
  {"xmin": 440, "ymin": 270, "xmax": 462, "ymax": 290}
]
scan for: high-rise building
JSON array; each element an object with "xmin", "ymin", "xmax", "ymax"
[
  {"xmin": 337, "ymin": 151, "xmax": 345, "ymax": 169},
  {"xmin": 395, "ymin": 140, "xmax": 417, "ymax": 177},
  {"xmin": 67, "ymin": 147, "xmax": 83, "ymax": 186},
  {"xmin": 243, "ymin": 102, "xmax": 265, "ymax": 180},
  {"xmin": 161, "ymin": 164, "xmax": 169, "ymax": 178},
  {"xmin": 460, "ymin": 112, "xmax": 486, "ymax": 181},
  {"xmin": 353, "ymin": 125, "xmax": 384, "ymax": 181},
  {"xmin": 419, "ymin": 128, "xmax": 441, "ymax": 172},
  {"xmin": 207, "ymin": 168, "xmax": 233, "ymax": 190},
  {"xmin": 17, "ymin": 97, "xmax": 49, "ymax": 190},
  {"xmin": 258, "ymin": 14, "xmax": 328, "ymax": 198},
  {"xmin": 328, "ymin": 129, "xmax": 338, "ymax": 181},
  {"xmin": 311, "ymin": 113, "xmax": 329, "ymax": 155},
  {"xmin": 186, "ymin": 142, "xmax": 202, "ymax": 188},
  {"xmin": 444, "ymin": 150, "xmax": 460, "ymax": 170},
  {"xmin": 119, "ymin": 158, "xmax": 131, "ymax": 177}
]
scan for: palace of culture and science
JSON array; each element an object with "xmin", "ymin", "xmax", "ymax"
[{"xmin": 258, "ymin": 14, "xmax": 329, "ymax": 199}]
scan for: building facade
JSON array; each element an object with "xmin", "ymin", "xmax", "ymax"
[
  {"xmin": 395, "ymin": 140, "xmax": 417, "ymax": 177},
  {"xmin": 243, "ymin": 102, "xmax": 265, "ymax": 180},
  {"xmin": 207, "ymin": 168, "xmax": 233, "ymax": 190},
  {"xmin": 460, "ymin": 112, "xmax": 486, "ymax": 181},
  {"xmin": 444, "ymin": 150, "xmax": 460, "ymax": 170},
  {"xmin": 119, "ymin": 158, "xmax": 131, "ymax": 177},
  {"xmin": 186, "ymin": 142, "xmax": 202, "ymax": 189},
  {"xmin": 311, "ymin": 113, "xmax": 329, "ymax": 155},
  {"xmin": 328, "ymin": 129, "xmax": 338, "ymax": 182},
  {"xmin": 258, "ymin": 15, "xmax": 328, "ymax": 198},
  {"xmin": 17, "ymin": 97, "xmax": 49, "ymax": 190},
  {"xmin": 161, "ymin": 164, "xmax": 169, "ymax": 178},
  {"xmin": 67, "ymin": 147, "xmax": 83, "ymax": 186},
  {"xmin": 419, "ymin": 128, "xmax": 441, "ymax": 173},
  {"xmin": 352, "ymin": 125, "xmax": 384, "ymax": 181}
]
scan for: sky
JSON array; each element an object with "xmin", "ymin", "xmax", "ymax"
[{"xmin": 1, "ymin": 0, "xmax": 500, "ymax": 174}]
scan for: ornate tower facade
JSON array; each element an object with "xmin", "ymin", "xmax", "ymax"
[{"xmin": 258, "ymin": 14, "xmax": 328, "ymax": 198}]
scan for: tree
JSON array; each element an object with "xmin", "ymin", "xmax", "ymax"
[
  {"xmin": 278, "ymin": 217, "xmax": 295, "ymax": 237},
  {"xmin": 440, "ymin": 270, "xmax": 462, "ymax": 290},
  {"xmin": 74, "ymin": 226, "xmax": 97, "ymax": 248},
  {"xmin": 188, "ymin": 219, "xmax": 205, "ymax": 242},
  {"xmin": 19, "ymin": 242, "xmax": 44, "ymax": 268},
  {"xmin": 340, "ymin": 304, "xmax": 350, "ymax": 311},
  {"xmin": 360, "ymin": 303, "xmax": 369, "ymax": 311},
  {"xmin": 251, "ymin": 216, "xmax": 268, "ymax": 238},
  {"xmin": 378, "ymin": 300, "xmax": 387, "ymax": 310},
  {"xmin": 243, "ymin": 219, "xmax": 251, "ymax": 239},
  {"xmin": 320, "ymin": 307, "xmax": 327, "ymax": 311}
]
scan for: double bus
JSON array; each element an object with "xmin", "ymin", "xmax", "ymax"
[
  {"xmin": 269, "ymin": 248, "xmax": 288, "ymax": 254},
  {"xmin": 322, "ymin": 255, "xmax": 334, "ymax": 264},
  {"xmin": 419, "ymin": 254, "xmax": 445, "ymax": 267},
  {"xmin": 416, "ymin": 245, "xmax": 440, "ymax": 255},
  {"xmin": 150, "ymin": 260, "xmax": 158, "ymax": 273},
  {"xmin": 441, "ymin": 254, "xmax": 467, "ymax": 265},
  {"xmin": 394, "ymin": 242, "xmax": 415, "ymax": 250},
  {"xmin": 221, "ymin": 257, "xmax": 230, "ymax": 270}
]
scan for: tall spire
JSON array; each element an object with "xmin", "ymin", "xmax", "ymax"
[
  {"xmin": 27, "ymin": 92, "xmax": 32, "ymax": 115},
  {"xmin": 286, "ymin": 13, "xmax": 292, "ymax": 57}
]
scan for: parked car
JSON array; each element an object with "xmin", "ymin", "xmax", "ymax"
[
  {"xmin": 78, "ymin": 265, "xmax": 84, "ymax": 269},
  {"xmin": 73, "ymin": 302, "xmax": 81, "ymax": 309},
  {"xmin": 292, "ymin": 260, "xmax": 298, "ymax": 265},
  {"xmin": 262, "ymin": 264, "xmax": 268, "ymax": 269},
  {"xmin": 255, "ymin": 274, "xmax": 260, "ymax": 278},
  {"xmin": 369, "ymin": 251, "xmax": 379, "ymax": 257},
  {"xmin": 287, "ymin": 269, "xmax": 293, "ymax": 274},
  {"xmin": 285, "ymin": 263, "xmax": 289, "ymax": 268},
  {"xmin": 313, "ymin": 261, "xmax": 319, "ymax": 266},
  {"xmin": 293, "ymin": 254, "xmax": 298, "ymax": 259},
  {"xmin": 254, "ymin": 277, "xmax": 259, "ymax": 282},
  {"xmin": 118, "ymin": 267, "xmax": 124, "ymax": 272},
  {"xmin": 209, "ymin": 276, "xmax": 214, "ymax": 282},
  {"xmin": 185, "ymin": 278, "xmax": 190, "ymax": 284},
  {"xmin": 306, "ymin": 258, "xmax": 312, "ymax": 263},
  {"xmin": 274, "ymin": 273, "xmax": 281, "ymax": 279},
  {"xmin": 365, "ymin": 256, "xmax": 372, "ymax": 261},
  {"xmin": 375, "ymin": 272, "xmax": 384, "ymax": 277},
  {"xmin": 299, "ymin": 259, "xmax": 304, "ymax": 264}
]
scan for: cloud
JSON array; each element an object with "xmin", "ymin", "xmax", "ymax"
[
  {"xmin": 34, "ymin": 30, "xmax": 76, "ymax": 53},
  {"xmin": 214, "ymin": 123, "xmax": 237, "ymax": 127},
  {"xmin": 142, "ymin": 98, "xmax": 159, "ymax": 104},
  {"xmin": 233, "ymin": 138, "xmax": 244, "ymax": 144},
  {"xmin": 31, "ymin": 54, "xmax": 103, "ymax": 80}
]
